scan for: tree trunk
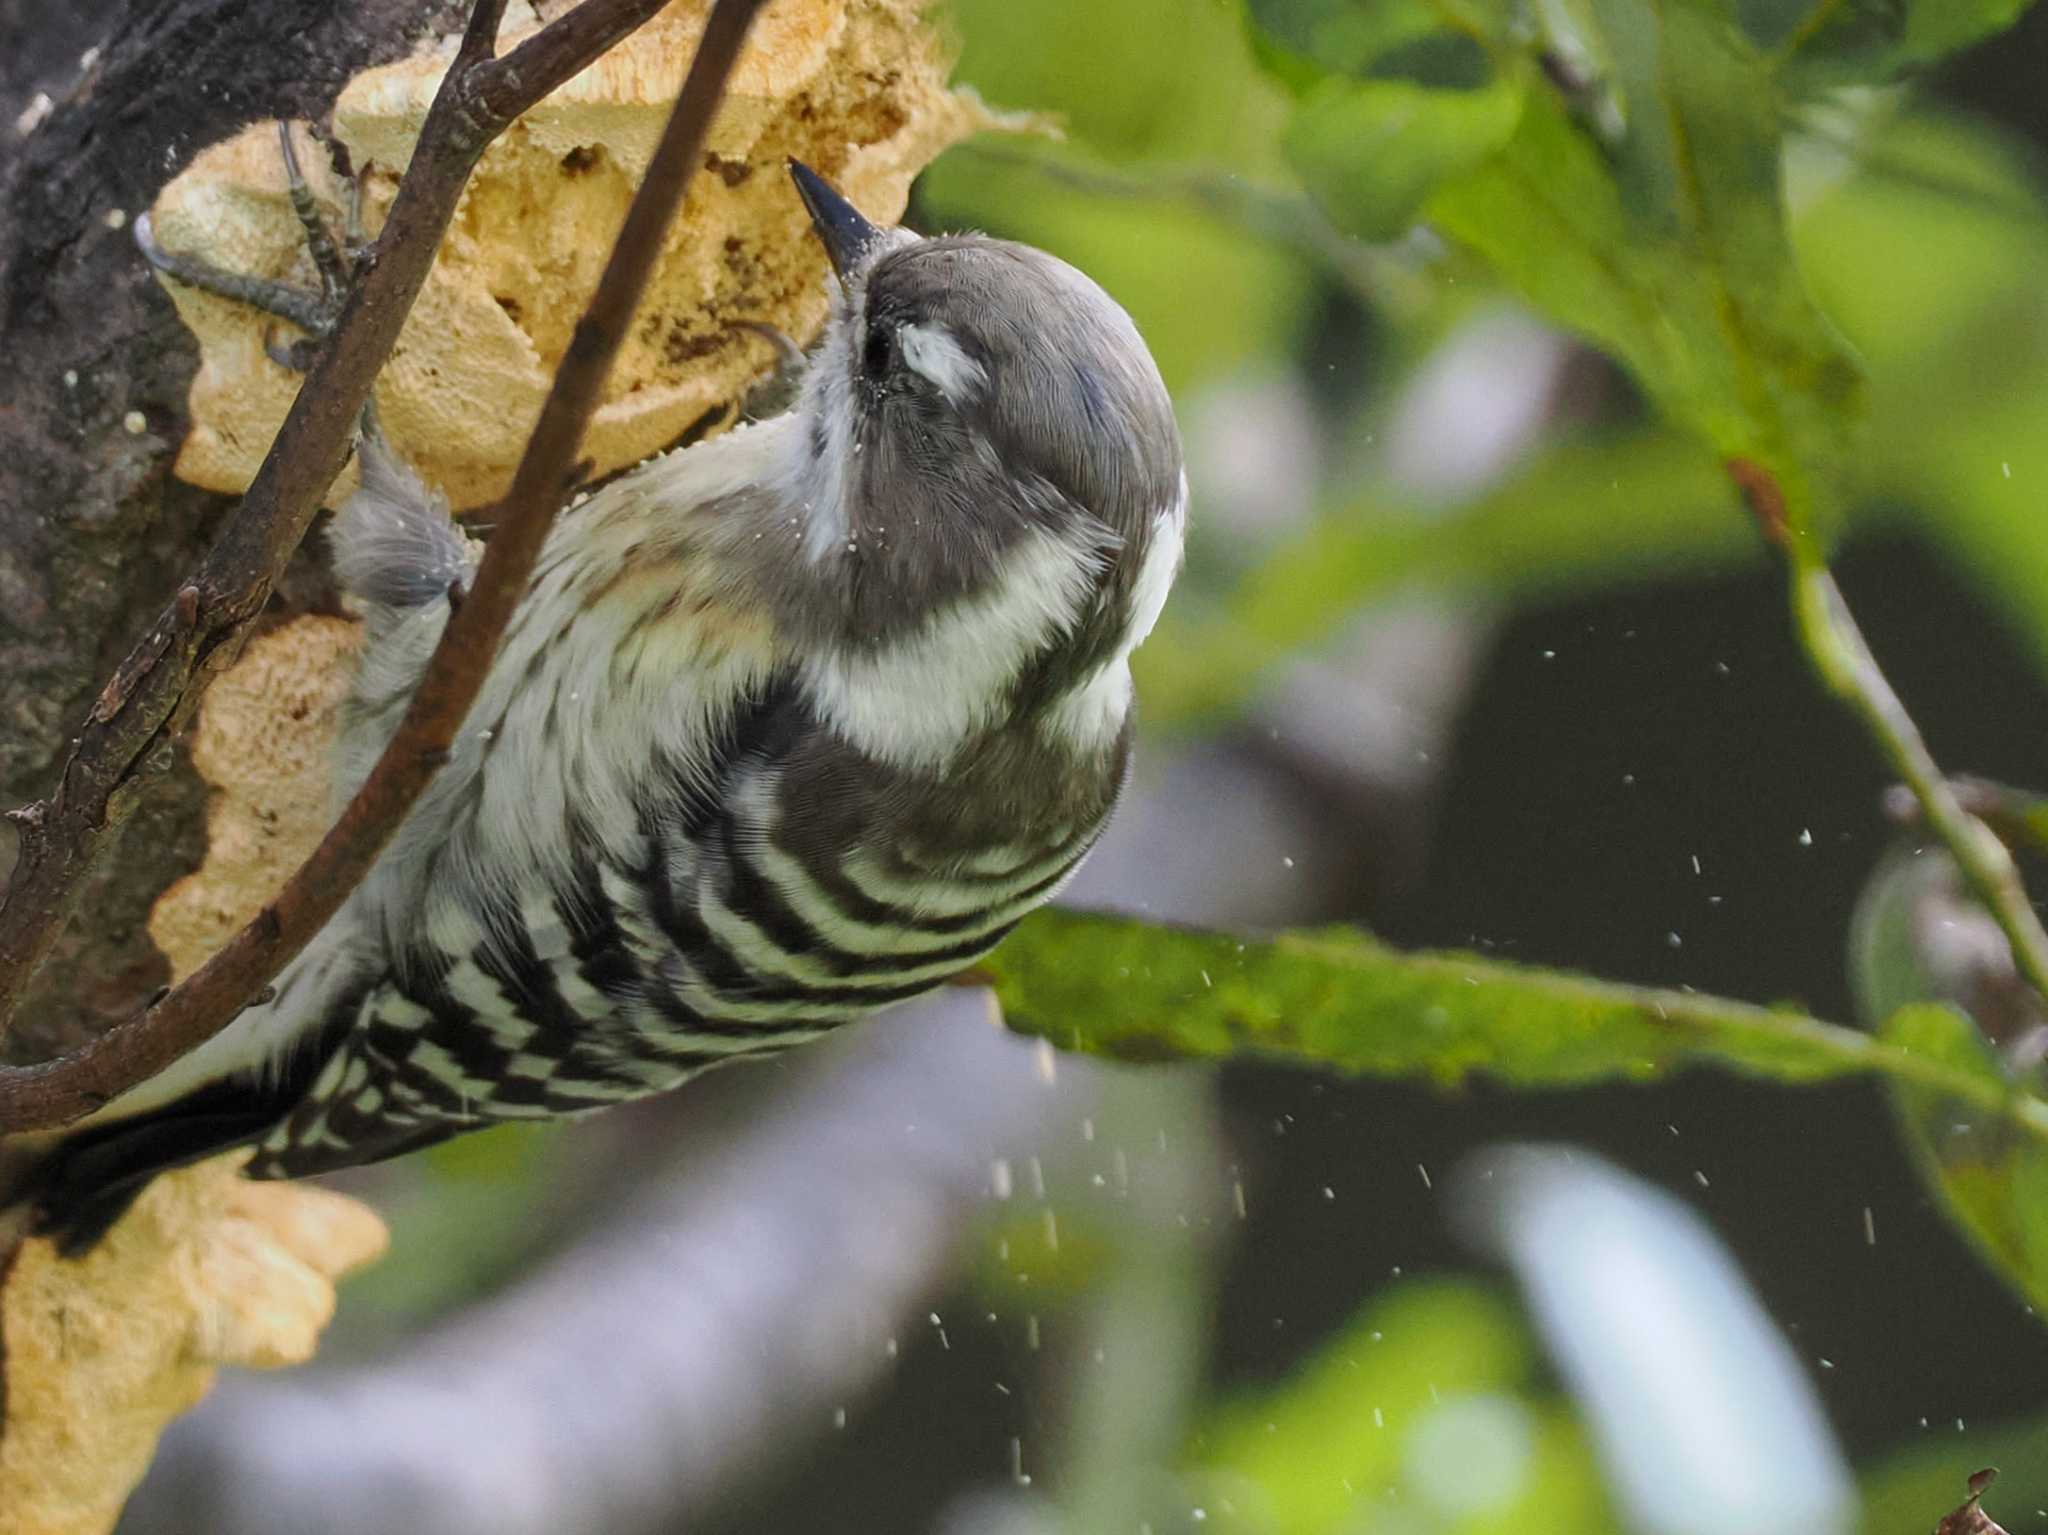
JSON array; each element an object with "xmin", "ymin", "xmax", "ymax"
[{"xmin": 0, "ymin": 0, "xmax": 447, "ymax": 1064}]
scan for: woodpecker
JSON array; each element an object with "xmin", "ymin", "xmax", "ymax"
[{"xmin": 24, "ymin": 160, "xmax": 1186, "ymax": 1254}]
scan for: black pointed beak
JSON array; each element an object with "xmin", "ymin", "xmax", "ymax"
[{"xmin": 788, "ymin": 160, "xmax": 886, "ymax": 281}]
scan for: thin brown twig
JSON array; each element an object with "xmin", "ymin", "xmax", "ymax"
[
  {"xmin": 0, "ymin": 0, "xmax": 770, "ymax": 1130},
  {"xmin": 0, "ymin": 0, "xmax": 677, "ymax": 1046}
]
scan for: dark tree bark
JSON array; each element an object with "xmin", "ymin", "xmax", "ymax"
[{"xmin": 0, "ymin": 0, "xmax": 446, "ymax": 1061}]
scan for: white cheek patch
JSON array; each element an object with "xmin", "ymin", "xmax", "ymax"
[
  {"xmin": 1120, "ymin": 484, "xmax": 1187, "ymax": 657},
  {"xmin": 898, "ymin": 321, "xmax": 987, "ymax": 404},
  {"xmin": 1045, "ymin": 475, "xmax": 1189, "ymax": 752},
  {"xmin": 804, "ymin": 525, "xmax": 1109, "ymax": 772}
]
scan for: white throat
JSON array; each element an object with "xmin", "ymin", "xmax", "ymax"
[{"xmin": 800, "ymin": 524, "xmax": 1110, "ymax": 773}]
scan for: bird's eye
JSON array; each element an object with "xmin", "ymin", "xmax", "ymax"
[{"xmin": 863, "ymin": 322, "xmax": 894, "ymax": 378}]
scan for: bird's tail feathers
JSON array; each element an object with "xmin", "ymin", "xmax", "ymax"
[{"xmin": 1, "ymin": 949, "xmax": 370, "ymax": 1257}]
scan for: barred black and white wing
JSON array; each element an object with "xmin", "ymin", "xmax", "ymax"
[
  {"xmin": 249, "ymin": 689, "xmax": 1108, "ymax": 1179},
  {"xmin": 30, "ymin": 423, "xmax": 794, "ymax": 1249},
  {"xmin": 28, "ymin": 414, "xmax": 1116, "ymax": 1253}
]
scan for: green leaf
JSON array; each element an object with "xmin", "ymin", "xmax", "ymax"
[
  {"xmin": 1256, "ymin": 0, "xmax": 1528, "ymax": 239},
  {"xmin": 1245, "ymin": 0, "xmax": 1510, "ymax": 85},
  {"xmin": 1884, "ymin": 1005, "xmax": 2048, "ymax": 1315},
  {"xmin": 986, "ymin": 909, "xmax": 2048, "ymax": 1119},
  {"xmin": 995, "ymin": 908, "xmax": 2048, "ymax": 1315},
  {"xmin": 1423, "ymin": 0, "xmax": 1864, "ymax": 540},
  {"xmin": 1847, "ymin": 843, "xmax": 2048, "ymax": 1314},
  {"xmin": 1285, "ymin": 71, "xmax": 1526, "ymax": 240},
  {"xmin": 1245, "ymin": 0, "xmax": 1866, "ymax": 539},
  {"xmin": 1243, "ymin": 0, "xmax": 2048, "ymax": 551},
  {"xmin": 1779, "ymin": 0, "xmax": 2035, "ymax": 85}
]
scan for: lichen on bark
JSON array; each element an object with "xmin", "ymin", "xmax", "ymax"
[
  {"xmin": 152, "ymin": 0, "xmax": 1015, "ymax": 508},
  {"xmin": 0, "ymin": 1160, "xmax": 387, "ymax": 1535}
]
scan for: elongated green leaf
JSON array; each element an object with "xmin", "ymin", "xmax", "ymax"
[{"xmin": 988, "ymin": 909, "xmax": 2048, "ymax": 1134}]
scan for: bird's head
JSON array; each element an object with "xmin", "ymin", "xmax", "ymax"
[{"xmin": 770, "ymin": 163, "xmax": 1186, "ymax": 767}]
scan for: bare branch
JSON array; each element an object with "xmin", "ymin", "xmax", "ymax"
[
  {"xmin": 458, "ymin": 0, "xmax": 514, "ymax": 63},
  {"xmin": 0, "ymin": 0, "xmax": 768, "ymax": 1130}
]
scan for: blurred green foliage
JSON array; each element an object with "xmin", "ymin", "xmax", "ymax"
[
  {"xmin": 927, "ymin": 0, "xmax": 2048, "ymax": 1526},
  {"xmin": 933, "ymin": 3, "xmax": 2048, "ymax": 715},
  {"xmin": 1259, "ymin": 0, "xmax": 1869, "ymax": 542},
  {"xmin": 926, "ymin": 0, "xmax": 1313, "ymax": 391},
  {"xmin": 1189, "ymin": 1283, "xmax": 1614, "ymax": 1532},
  {"xmin": 1130, "ymin": 102, "xmax": 2048, "ymax": 724}
]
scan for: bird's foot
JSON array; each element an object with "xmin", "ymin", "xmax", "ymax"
[{"xmin": 135, "ymin": 121, "xmax": 367, "ymax": 375}]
